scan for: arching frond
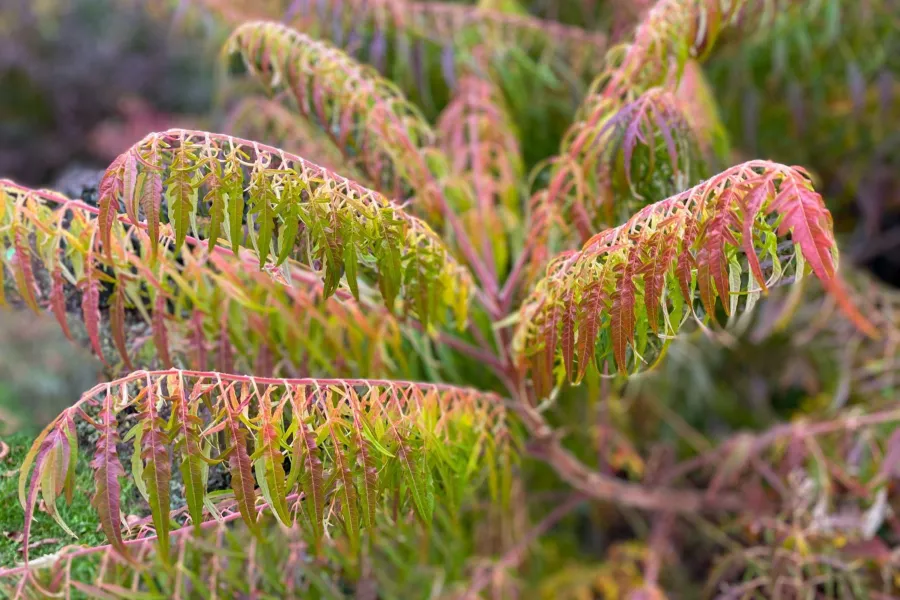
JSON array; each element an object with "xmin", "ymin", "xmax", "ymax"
[
  {"xmin": 224, "ymin": 96, "xmax": 355, "ymax": 178},
  {"xmin": 436, "ymin": 66, "xmax": 525, "ymax": 277},
  {"xmin": 18, "ymin": 371, "xmax": 513, "ymax": 562},
  {"xmin": 0, "ymin": 180, "xmax": 400, "ymax": 377},
  {"xmin": 98, "ymin": 128, "xmax": 472, "ymax": 331},
  {"xmin": 515, "ymin": 161, "xmax": 873, "ymax": 390},
  {"xmin": 520, "ymin": 0, "xmax": 736, "ymax": 291},
  {"xmin": 225, "ymin": 20, "xmax": 441, "ymax": 213}
]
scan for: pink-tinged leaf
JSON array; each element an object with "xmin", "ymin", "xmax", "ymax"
[
  {"xmin": 91, "ymin": 391, "xmax": 129, "ymax": 558},
  {"xmin": 49, "ymin": 261, "xmax": 73, "ymax": 341},
  {"xmin": 541, "ymin": 300, "xmax": 560, "ymax": 392},
  {"xmin": 153, "ymin": 292, "xmax": 172, "ymax": 367},
  {"xmin": 560, "ymin": 290, "xmax": 577, "ymax": 381},
  {"xmin": 610, "ymin": 251, "xmax": 638, "ymax": 374},
  {"xmin": 224, "ymin": 387, "xmax": 259, "ymax": 536},
  {"xmin": 327, "ymin": 402, "xmax": 360, "ymax": 550},
  {"xmin": 83, "ymin": 261, "xmax": 108, "ymax": 366},
  {"xmin": 697, "ymin": 188, "xmax": 740, "ymax": 317},
  {"xmin": 98, "ymin": 154, "xmax": 126, "ymax": 259},
  {"xmin": 12, "ymin": 227, "xmax": 39, "ymax": 313},
  {"xmin": 675, "ymin": 216, "xmax": 699, "ymax": 304},
  {"xmin": 110, "ymin": 284, "xmax": 134, "ymax": 370},
  {"xmin": 139, "ymin": 170, "xmax": 163, "ymax": 261},
  {"xmin": 622, "ymin": 110, "xmax": 642, "ymax": 188},
  {"xmin": 122, "ymin": 151, "xmax": 139, "ymax": 226},
  {"xmin": 637, "ymin": 229, "xmax": 677, "ymax": 333},
  {"xmin": 576, "ymin": 281, "xmax": 607, "ymax": 382},
  {"xmin": 768, "ymin": 178, "xmax": 836, "ymax": 282},
  {"xmin": 740, "ymin": 176, "xmax": 775, "ymax": 291},
  {"xmin": 650, "ymin": 102, "xmax": 679, "ymax": 172},
  {"xmin": 141, "ymin": 379, "xmax": 171, "ymax": 558}
]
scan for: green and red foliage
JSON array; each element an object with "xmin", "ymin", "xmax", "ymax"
[{"xmin": 1, "ymin": 0, "xmax": 898, "ymax": 598}]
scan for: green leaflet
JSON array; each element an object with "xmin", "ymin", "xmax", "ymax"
[
  {"xmin": 165, "ymin": 144, "xmax": 199, "ymax": 253},
  {"xmin": 172, "ymin": 382, "xmax": 206, "ymax": 528},
  {"xmin": 98, "ymin": 130, "xmax": 472, "ymax": 331}
]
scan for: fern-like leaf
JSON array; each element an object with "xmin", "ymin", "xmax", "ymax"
[
  {"xmin": 525, "ymin": 0, "xmax": 738, "ymax": 278},
  {"xmin": 96, "ymin": 129, "xmax": 472, "ymax": 330},
  {"xmin": 0, "ymin": 180, "xmax": 403, "ymax": 377},
  {"xmin": 226, "ymin": 21, "xmax": 441, "ymax": 214},
  {"xmin": 515, "ymin": 161, "xmax": 874, "ymax": 382},
  {"xmin": 18, "ymin": 371, "xmax": 512, "ymax": 559}
]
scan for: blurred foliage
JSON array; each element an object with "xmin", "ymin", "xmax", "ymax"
[{"xmin": 0, "ymin": 0, "xmax": 214, "ymax": 185}]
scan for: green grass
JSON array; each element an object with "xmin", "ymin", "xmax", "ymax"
[{"xmin": 0, "ymin": 429, "xmax": 140, "ymax": 569}]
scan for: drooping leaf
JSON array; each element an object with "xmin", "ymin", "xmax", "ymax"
[
  {"xmin": 96, "ymin": 130, "xmax": 472, "ymax": 330},
  {"xmin": 516, "ymin": 161, "xmax": 875, "ymax": 382},
  {"xmin": 0, "ymin": 179, "xmax": 402, "ymax": 379},
  {"xmin": 90, "ymin": 390, "xmax": 129, "ymax": 558},
  {"xmin": 140, "ymin": 378, "xmax": 172, "ymax": 558},
  {"xmin": 17, "ymin": 371, "xmax": 510, "ymax": 557}
]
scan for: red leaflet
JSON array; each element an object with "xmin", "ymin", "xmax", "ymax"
[
  {"xmin": 637, "ymin": 229, "xmax": 677, "ymax": 333},
  {"xmin": 575, "ymin": 280, "xmax": 607, "ymax": 382},
  {"xmin": 675, "ymin": 213, "xmax": 699, "ymax": 304},
  {"xmin": 83, "ymin": 261, "xmax": 107, "ymax": 366},
  {"xmin": 300, "ymin": 418, "xmax": 326, "ymax": 542},
  {"xmin": 122, "ymin": 151, "xmax": 139, "ymax": 226},
  {"xmin": 110, "ymin": 284, "xmax": 134, "ymax": 370},
  {"xmin": 98, "ymin": 154, "xmax": 126, "ymax": 259},
  {"xmin": 610, "ymin": 247, "xmax": 639, "ymax": 374},
  {"xmin": 541, "ymin": 300, "xmax": 561, "ymax": 393},
  {"xmin": 49, "ymin": 262, "xmax": 73, "ymax": 341},
  {"xmin": 739, "ymin": 176, "xmax": 776, "ymax": 291},
  {"xmin": 768, "ymin": 178, "xmax": 836, "ymax": 282},
  {"xmin": 696, "ymin": 187, "xmax": 740, "ymax": 317},
  {"xmin": 224, "ymin": 386, "xmax": 259, "ymax": 536},
  {"xmin": 91, "ymin": 392, "xmax": 128, "ymax": 558}
]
